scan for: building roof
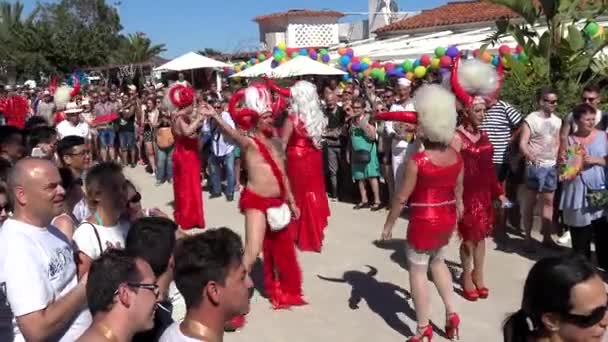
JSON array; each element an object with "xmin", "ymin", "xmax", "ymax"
[
  {"xmin": 254, "ymin": 9, "xmax": 344, "ymax": 22},
  {"xmin": 375, "ymin": 0, "xmax": 520, "ymax": 34}
]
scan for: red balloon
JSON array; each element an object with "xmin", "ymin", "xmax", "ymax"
[
  {"xmin": 351, "ymin": 56, "xmax": 360, "ymax": 63},
  {"xmin": 372, "ymin": 62, "xmax": 382, "ymax": 68},
  {"xmin": 472, "ymin": 49, "xmax": 480, "ymax": 58},
  {"xmin": 515, "ymin": 45, "xmax": 524, "ymax": 54},
  {"xmin": 420, "ymin": 54, "xmax": 431, "ymax": 66},
  {"xmin": 499, "ymin": 45, "xmax": 511, "ymax": 56},
  {"xmin": 440, "ymin": 55, "xmax": 452, "ymax": 68},
  {"xmin": 384, "ymin": 62, "xmax": 395, "ymax": 70},
  {"xmin": 308, "ymin": 48, "xmax": 316, "ymax": 56}
]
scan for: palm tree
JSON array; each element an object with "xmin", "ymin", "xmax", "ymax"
[{"xmin": 115, "ymin": 32, "xmax": 166, "ymax": 64}]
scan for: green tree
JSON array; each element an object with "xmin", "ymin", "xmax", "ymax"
[
  {"xmin": 114, "ymin": 32, "xmax": 166, "ymax": 64},
  {"xmin": 198, "ymin": 48, "xmax": 223, "ymax": 56}
]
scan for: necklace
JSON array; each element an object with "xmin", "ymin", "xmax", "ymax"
[
  {"xmin": 97, "ymin": 322, "xmax": 118, "ymax": 342},
  {"xmin": 180, "ymin": 319, "xmax": 222, "ymax": 342}
]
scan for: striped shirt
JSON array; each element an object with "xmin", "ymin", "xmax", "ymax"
[{"xmin": 479, "ymin": 100, "xmax": 523, "ymax": 164}]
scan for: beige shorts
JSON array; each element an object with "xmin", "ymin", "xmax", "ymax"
[{"xmin": 406, "ymin": 242, "xmax": 448, "ymax": 266}]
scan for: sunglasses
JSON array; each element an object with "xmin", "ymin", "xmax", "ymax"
[
  {"xmin": 0, "ymin": 203, "xmax": 11, "ymax": 213},
  {"xmin": 562, "ymin": 299, "xmax": 608, "ymax": 328},
  {"xmin": 128, "ymin": 192, "xmax": 141, "ymax": 204},
  {"xmin": 128, "ymin": 283, "xmax": 160, "ymax": 297},
  {"xmin": 544, "ymin": 99, "xmax": 558, "ymax": 104}
]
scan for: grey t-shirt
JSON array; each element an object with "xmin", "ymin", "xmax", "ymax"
[{"xmin": 36, "ymin": 101, "xmax": 55, "ymax": 124}]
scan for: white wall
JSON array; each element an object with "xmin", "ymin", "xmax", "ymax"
[{"xmin": 286, "ymin": 16, "xmax": 340, "ymax": 47}]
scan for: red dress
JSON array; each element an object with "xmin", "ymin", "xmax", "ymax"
[
  {"xmin": 456, "ymin": 130, "xmax": 503, "ymax": 242},
  {"xmin": 407, "ymin": 151, "xmax": 463, "ymax": 251},
  {"xmin": 285, "ymin": 119, "xmax": 330, "ymax": 252},
  {"xmin": 172, "ymin": 135, "xmax": 205, "ymax": 229}
]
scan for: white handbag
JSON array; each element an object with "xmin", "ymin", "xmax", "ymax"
[{"xmin": 266, "ymin": 203, "xmax": 291, "ymax": 232}]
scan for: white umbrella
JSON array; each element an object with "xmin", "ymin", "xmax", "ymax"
[
  {"xmin": 230, "ymin": 58, "xmax": 274, "ymax": 78},
  {"xmin": 269, "ymin": 56, "xmax": 346, "ymax": 78},
  {"xmin": 153, "ymin": 51, "xmax": 229, "ymax": 71}
]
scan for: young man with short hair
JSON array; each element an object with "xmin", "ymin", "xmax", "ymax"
[{"xmin": 159, "ymin": 228, "xmax": 252, "ymax": 341}]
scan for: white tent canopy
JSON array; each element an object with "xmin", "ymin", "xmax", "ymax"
[
  {"xmin": 269, "ymin": 56, "xmax": 347, "ymax": 78},
  {"xmin": 154, "ymin": 51, "xmax": 229, "ymax": 71},
  {"xmin": 230, "ymin": 58, "xmax": 274, "ymax": 78}
]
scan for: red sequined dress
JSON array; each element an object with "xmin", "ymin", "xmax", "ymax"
[
  {"xmin": 172, "ymin": 130, "xmax": 205, "ymax": 230},
  {"xmin": 456, "ymin": 129, "xmax": 503, "ymax": 242},
  {"xmin": 285, "ymin": 118, "xmax": 330, "ymax": 252},
  {"xmin": 407, "ymin": 151, "xmax": 463, "ymax": 251}
]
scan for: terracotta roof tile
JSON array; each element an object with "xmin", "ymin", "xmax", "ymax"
[
  {"xmin": 254, "ymin": 9, "xmax": 344, "ymax": 22},
  {"xmin": 375, "ymin": 0, "xmax": 520, "ymax": 34}
]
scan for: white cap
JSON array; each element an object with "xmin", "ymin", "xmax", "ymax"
[
  {"xmin": 43, "ymin": 90, "xmax": 51, "ymax": 96},
  {"xmin": 397, "ymin": 78, "xmax": 411, "ymax": 88}
]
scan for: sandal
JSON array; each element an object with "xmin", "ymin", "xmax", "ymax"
[
  {"xmin": 353, "ymin": 202, "xmax": 370, "ymax": 210},
  {"xmin": 370, "ymin": 202, "xmax": 383, "ymax": 211}
]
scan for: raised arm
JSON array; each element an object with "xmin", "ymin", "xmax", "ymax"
[{"xmin": 200, "ymin": 103, "xmax": 252, "ymax": 149}]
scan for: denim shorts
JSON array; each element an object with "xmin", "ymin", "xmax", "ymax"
[
  {"xmin": 525, "ymin": 164, "xmax": 558, "ymax": 193},
  {"xmin": 118, "ymin": 131, "xmax": 135, "ymax": 149},
  {"xmin": 98, "ymin": 128, "xmax": 116, "ymax": 147}
]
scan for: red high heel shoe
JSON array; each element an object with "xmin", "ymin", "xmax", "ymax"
[
  {"xmin": 472, "ymin": 270, "xmax": 489, "ymax": 299},
  {"xmin": 445, "ymin": 313, "xmax": 460, "ymax": 340},
  {"xmin": 461, "ymin": 272, "xmax": 479, "ymax": 301},
  {"xmin": 408, "ymin": 325, "xmax": 433, "ymax": 342}
]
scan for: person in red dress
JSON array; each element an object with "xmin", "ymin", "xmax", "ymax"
[
  {"xmin": 202, "ymin": 83, "xmax": 305, "ymax": 330},
  {"xmin": 169, "ymin": 84, "xmax": 205, "ymax": 230},
  {"xmin": 382, "ymin": 84, "xmax": 462, "ymax": 342},
  {"xmin": 450, "ymin": 57, "xmax": 509, "ymax": 302},
  {"xmin": 270, "ymin": 79, "xmax": 330, "ymax": 252}
]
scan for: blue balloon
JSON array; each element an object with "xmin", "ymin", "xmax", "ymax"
[
  {"xmin": 351, "ymin": 62, "xmax": 361, "ymax": 72},
  {"xmin": 271, "ymin": 60, "xmax": 279, "ymax": 68},
  {"xmin": 339, "ymin": 55, "xmax": 351, "ymax": 66},
  {"xmin": 491, "ymin": 55, "xmax": 500, "ymax": 66},
  {"xmin": 299, "ymin": 48, "xmax": 308, "ymax": 56},
  {"xmin": 413, "ymin": 59, "xmax": 421, "ymax": 68},
  {"xmin": 322, "ymin": 54, "xmax": 330, "ymax": 63},
  {"xmin": 360, "ymin": 62, "xmax": 369, "ymax": 71},
  {"xmin": 310, "ymin": 51, "xmax": 318, "ymax": 60},
  {"xmin": 342, "ymin": 74, "xmax": 351, "ymax": 81},
  {"xmin": 446, "ymin": 46, "xmax": 460, "ymax": 58}
]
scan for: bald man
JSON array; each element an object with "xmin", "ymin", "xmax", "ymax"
[{"xmin": 0, "ymin": 158, "xmax": 91, "ymax": 342}]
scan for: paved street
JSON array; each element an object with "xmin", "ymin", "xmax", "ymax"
[{"xmin": 126, "ymin": 166, "xmax": 563, "ymax": 342}]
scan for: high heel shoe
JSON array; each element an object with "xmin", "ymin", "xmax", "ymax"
[
  {"xmin": 407, "ymin": 325, "xmax": 433, "ymax": 342},
  {"xmin": 472, "ymin": 270, "xmax": 489, "ymax": 299},
  {"xmin": 445, "ymin": 313, "xmax": 460, "ymax": 340},
  {"xmin": 461, "ymin": 272, "xmax": 479, "ymax": 301}
]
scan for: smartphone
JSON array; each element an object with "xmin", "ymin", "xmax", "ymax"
[{"xmin": 31, "ymin": 147, "xmax": 46, "ymax": 158}]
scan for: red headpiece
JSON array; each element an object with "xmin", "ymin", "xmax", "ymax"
[
  {"xmin": 0, "ymin": 96, "xmax": 28, "ymax": 128},
  {"xmin": 169, "ymin": 84, "xmax": 194, "ymax": 108},
  {"xmin": 228, "ymin": 83, "xmax": 287, "ymax": 130},
  {"xmin": 374, "ymin": 111, "xmax": 418, "ymax": 124}
]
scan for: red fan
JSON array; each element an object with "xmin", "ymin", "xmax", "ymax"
[
  {"xmin": 93, "ymin": 112, "xmax": 119, "ymax": 126},
  {"xmin": 374, "ymin": 111, "xmax": 418, "ymax": 124},
  {"xmin": 169, "ymin": 84, "xmax": 194, "ymax": 108},
  {"xmin": 2, "ymin": 96, "xmax": 28, "ymax": 128}
]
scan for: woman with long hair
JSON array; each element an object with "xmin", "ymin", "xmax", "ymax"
[
  {"xmin": 51, "ymin": 167, "xmax": 84, "ymax": 241},
  {"xmin": 382, "ymin": 85, "xmax": 462, "ymax": 342},
  {"xmin": 450, "ymin": 57, "xmax": 508, "ymax": 301},
  {"xmin": 278, "ymin": 80, "xmax": 330, "ymax": 252},
  {"xmin": 168, "ymin": 84, "xmax": 205, "ymax": 230},
  {"xmin": 503, "ymin": 255, "xmax": 607, "ymax": 342}
]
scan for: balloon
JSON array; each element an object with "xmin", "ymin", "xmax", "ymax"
[
  {"xmin": 308, "ymin": 48, "xmax": 316, "ymax": 55},
  {"xmin": 351, "ymin": 62, "xmax": 361, "ymax": 72},
  {"xmin": 515, "ymin": 45, "xmax": 524, "ymax": 54},
  {"xmin": 480, "ymin": 51, "xmax": 492, "ymax": 63},
  {"xmin": 387, "ymin": 68, "xmax": 396, "ymax": 77},
  {"xmin": 360, "ymin": 62, "xmax": 369, "ymax": 71},
  {"xmin": 430, "ymin": 58, "xmax": 441, "ymax": 70},
  {"xmin": 346, "ymin": 48, "xmax": 354, "ymax": 57},
  {"xmin": 371, "ymin": 61, "xmax": 382, "ymax": 68},
  {"xmin": 249, "ymin": 57, "xmax": 256, "ymax": 64},
  {"xmin": 472, "ymin": 49, "xmax": 480, "ymax": 58},
  {"xmin": 322, "ymin": 54, "xmax": 330, "ymax": 63},
  {"xmin": 402, "ymin": 59, "xmax": 414, "ymax": 72},
  {"xmin": 310, "ymin": 51, "xmax": 318, "ymax": 60},
  {"xmin": 501, "ymin": 56, "xmax": 511, "ymax": 69},
  {"xmin": 363, "ymin": 69, "xmax": 371, "ymax": 77},
  {"xmin": 358, "ymin": 72, "xmax": 364, "ymax": 80},
  {"xmin": 584, "ymin": 21, "xmax": 600, "ymax": 36},
  {"xmin": 519, "ymin": 51, "xmax": 528, "ymax": 62},
  {"xmin": 446, "ymin": 46, "xmax": 460, "ymax": 58},
  {"xmin": 439, "ymin": 67, "xmax": 451, "ymax": 75},
  {"xmin": 435, "ymin": 46, "xmax": 446, "ymax": 57},
  {"xmin": 413, "ymin": 59, "xmax": 421, "ymax": 68},
  {"xmin": 406, "ymin": 72, "xmax": 414, "ymax": 81},
  {"xmin": 274, "ymin": 51, "xmax": 284, "ymax": 61},
  {"xmin": 338, "ymin": 47, "xmax": 347, "ymax": 56},
  {"xmin": 351, "ymin": 56, "xmax": 360, "ymax": 64},
  {"xmin": 597, "ymin": 26, "xmax": 605, "ymax": 38},
  {"xmin": 339, "ymin": 55, "xmax": 351, "ymax": 66},
  {"xmin": 498, "ymin": 45, "xmax": 511, "ymax": 56},
  {"xmin": 414, "ymin": 66, "xmax": 427, "ymax": 79},
  {"xmin": 342, "ymin": 74, "xmax": 351, "ymax": 81},
  {"xmin": 492, "ymin": 55, "xmax": 500, "ymax": 66},
  {"xmin": 362, "ymin": 57, "xmax": 371, "ymax": 65},
  {"xmin": 277, "ymin": 42, "xmax": 287, "ymax": 51},
  {"xmin": 258, "ymin": 54, "xmax": 266, "ymax": 61},
  {"xmin": 420, "ymin": 54, "xmax": 431, "ymax": 67},
  {"xmin": 271, "ymin": 60, "xmax": 279, "ymax": 68},
  {"xmin": 299, "ymin": 48, "xmax": 308, "ymax": 56},
  {"xmin": 319, "ymin": 48, "xmax": 328, "ymax": 55},
  {"xmin": 384, "ymin": 62, "xmax": 395, "ymax": 70},
  {"xmin": 440, "ymin": 55, "xmax": 452, "ymax": 68},
  {"xmin": 291, "ymin": 52, "xmax": 299, "ymax": 59}
]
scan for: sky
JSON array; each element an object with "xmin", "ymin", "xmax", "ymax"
[{"xmin": 20, "ymin": 0, "xmax": 449, "ymax": 58}]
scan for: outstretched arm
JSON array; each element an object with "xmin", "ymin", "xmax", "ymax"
[{"xmin": 200, "ymin": 103, "xmax": 252, "ymax": 149}]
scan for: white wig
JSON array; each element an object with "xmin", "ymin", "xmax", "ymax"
[
  {"xmin": 244, "ymin": 84, "xmax": 272, "ymax": 114},
  {"xmin": 290, "ymin": 81, "xmax": 327, "ymax": 149},
  {"xmin": 414, "ymin": 84, "xmax": 457, "ymax": 145},
  {"xmin": 458, "ymin": 59, "xmax": 498, "ymax": 98},
  {"xmin": 54, "ymin": 86, "xmax": 72, "ymax": 110}
]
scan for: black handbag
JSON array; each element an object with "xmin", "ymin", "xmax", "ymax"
[{"xmin": 352, "ymin": 149, "xmax": 371, "ymax": 164}]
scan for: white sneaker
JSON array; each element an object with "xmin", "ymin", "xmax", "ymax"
[{"xmin": 557, "ymin": 231, "xmax": 571, "ymax": 245}]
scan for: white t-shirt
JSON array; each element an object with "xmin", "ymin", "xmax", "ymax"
[
  {"xmin": 0, "ymin": 219, "xmax": 91, "ymax": 342},
  {"xmin": 386, "ymin": 101, "xmax": 416, "ymax": 150},
  {"xmin": 56, "ymin": 120, "xmax": 90, "ymax": 139},
  {"xmin": 524, "ymin": 111, "xmax": 562, "ymax": 167},
  {"xmin": 72, "ymin": 199, "xmax": 90, "ymax": 224},
  {"xmin": 159, "ymin": 322, "xmax": 202, "ymax": 342},
  {"xmin": 73, "ymin": 220, "xmax": 129, "ymax": 260}
]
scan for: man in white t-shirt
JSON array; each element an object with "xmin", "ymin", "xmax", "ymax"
[
  {"xmin": 385, "ymin": 78, "xmax": 416, "ymax": 192},
  {"xmin": 520, "ymin": 88, "xmax": 562, "ymax": 251},
  {"xmin": 159, "ymin": 228, "xmax": 252, "ymax": 342},
  {"xmin": 56, "ymin": 102, "xmax": 90, "ymax": 140},
  {"xmin": 0, "ymin": 158, "xmax": 91, "ymax": 341}
]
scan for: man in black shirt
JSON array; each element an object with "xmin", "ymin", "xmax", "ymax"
[{"xmin": 322, "ymin": 92, "xmax": 346, "ymax": 200}]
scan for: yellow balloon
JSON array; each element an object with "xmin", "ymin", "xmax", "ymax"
[
  {"xmin": 406, "ymin": 72, "xmax": 415, "ymax": 81},
  {"xmin": 430, "ymin": 58, "xmax": 441, "ymax": 70},
  {"xmin": 414, "ymin": 66, "xmax": 427, "ymax": 79},
  {"xmin": 277, "ymin": 42, "xmax": 287, "ymax": 51}
]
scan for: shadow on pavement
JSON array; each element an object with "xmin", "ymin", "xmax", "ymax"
[{"xmin": 318, "ymin": 265, "xmax": 420, "ymax": 338}]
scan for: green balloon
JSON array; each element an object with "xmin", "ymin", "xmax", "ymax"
[
  {"xmin": 402, "ymin": 59, "xmax": 414, "ymax": 72},
  {"xmin": 258, "ymin": 54, "xmax": 266, "ymax": 61},
  {"xmin": 291, "ymin": 52, "xmax": 299, "ymax": 59},
  {"xmin": 435, "ymin": 47, "xmax": 446, "ymax": 57},
  {"xmin": 319, "ymin": 48, "xmax": 328, "ymax": 55},
  {"xmin": 519, "ymin": 51, "xmax": 528, "ymax": 62},
  {"xmin": 585, "ymin": 22, "xmax": 600, "ymax": 36}
]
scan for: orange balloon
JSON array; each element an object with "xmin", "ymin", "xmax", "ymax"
[
  {"xmin": 481, "ymin": 51, "xmax": 492, "ymax": 63},
  {"xmin": 338, "ymin": 47, "xmax": 347, "ymax": 56},
  {"xmin": 406, "ymin": 72, "xmax": 414, "ymax": 81},
  {"xmin": 363, "ymin": 69, "xmax": 371, "ymax": 77}
]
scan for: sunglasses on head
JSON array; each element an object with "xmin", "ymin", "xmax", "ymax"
[
  {"xmin": 562, "ymin": 299, "xmax": 608, "ymax": 328},
  {"xmin": 128, "ymin": 192, "xmax": 141, "ymax": 204}
]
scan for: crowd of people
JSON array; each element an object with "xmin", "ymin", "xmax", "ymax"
[{"xmin": 0, "ymin": 56, "xmax": 607, "ymax": 342}]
